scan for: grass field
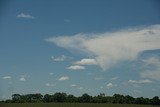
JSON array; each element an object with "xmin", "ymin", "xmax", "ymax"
[{"xmin": 0, "ymin": 103, "xmax": 159, "ymax": 107}]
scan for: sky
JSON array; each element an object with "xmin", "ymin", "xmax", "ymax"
[{"xmin": 0, "ymin": 0, "xmax": 160, "ymax": 100}]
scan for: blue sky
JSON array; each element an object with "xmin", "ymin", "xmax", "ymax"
[{"xmin": 0, "ymin": 0, "xmax": 160, "ymax": 100}]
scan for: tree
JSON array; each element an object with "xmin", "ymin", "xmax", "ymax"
[
  {"xmin": 151, "ymin": 96, "xmax": 160, "ymax": 105},
  {"xmin": 43, "ymin": 94, "xmax": 52, "ymax": 102},
  {"xmin": 113, "ymin": 94, "xmax": 126, "ymax": 104},
  {"xmin": 79, "ymin": 93, "xmax": 93, "ymax": 103},
  {"xmin": 52, "ymin": 92, "xmax": 67, "ymax": 102},
  {"xmin": 66, "ymin": 94, "xmax": 77, "ymax": 102},
  {"xmin": 12, "ymin": 94, "xmax": 21, "ymax": 103}
]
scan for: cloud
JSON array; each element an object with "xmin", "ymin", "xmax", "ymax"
[
  {"xmin": 67, "ymin": 65, "xmax": 85, "ymax": 70},
  {"xmin": 59, "ymin": 76, "xmax": 69, "ymax": 81},
  {"xmin": 51, "ymin": 55, "xmax": 69, "ymax": 61},
  {"xmin": 71, "ymin": 84, "xmax": 77, "ymax": 87},
  {"xmin": 46, "ymin": 24, "xmax": 160, "ymax": 70},
  {"xmin": 19, "ymin": 75, "xmax": 30, "ymax": 81},
  {"xmin": 110, "ymin": 77, "xmax": 119, "ymax": 81},
  {"xmin": 75, "ymin": 58, "xmax": 97, "ymax": 65},
  {"xmin": 106, "ymin": 83, "xmax": 116, "ymax": 89},
  {"xmin": 141, "ymin": 57, "xmax": 160, "ymax": 81},
  {"xmin": 49, "ymin": 73, "xmax": 54, "ymax": 75},
  {"xmin": 128, "ymin": 79, "xmax": 152, "ymax": 84},
  {"xmin": 94, "ymin": 77, "xmax": 104, "ymax": 80},
  {"xmin": 19, "ymin": 77, "xmax": 26, "ymax": 81},
  {"xmin": 143, "ymin": 57, "xmax": 160, "ymax": 66},
  {"xmin": 141, "ymin": 70, "xmax": 160, "ymax": 81},
  {"xmin": 16, "ymin": 13, "xmax": 34, "ymax": 19},
  {"xmin": 45, "ymin": 83, "xmax": 56, "ymax": 87},
  {"xmin": 2, "ymin": 76, "xmax": 11, "ymax": 79},
  {"xmin": 78, "ymin": 87, "xmax": 83, "ymax": 90}
]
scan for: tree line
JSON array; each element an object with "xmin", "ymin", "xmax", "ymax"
[{"xmin": 1, "ymin": 93, "xmax": 160, "ymax": 105}]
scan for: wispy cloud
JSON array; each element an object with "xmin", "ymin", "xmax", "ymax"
[
  {"xmin": 67, "ymin": 65, "xmax": 85, "ymax": 70},
  {"xmin": 141, "ymin": 57, "xmax": 160, "ymax": 81},
  {"xmin": 141, "ymin": 70, "xmax": 160, "ymax": 81},
  {"xmin": 2, "ymin": 76, "xmax": 11, "ymax": 80},
  {"xmin": 59, "ymin": 76, "xmax": 69, "ymax": 81},
  {"xmin": 110, "ymin": 77, "xmax": 119, "ymax": 81},
  {"xmin": 94, "ymin": 77, "xmax": 104, "ymax": 80},
  {"xmin": 51, "ymin": 55, "xmax": 70, "ymax": 62},
  {"xmin": 46, "ymin": 24, "xmax": 160, "ymax": 70},
  {"xmin": 128, "ymin": 79, "xmax": 152, "ymax": 84},
  {"xmin": 17, "ymin": 13, "xmax": 34, "ymax": 19},
  {"xmin": 71, "ymin": 84, "xmax": 77, "ymax": 87},
  {"xmin": 49, "ymin": 72, "xmax": 54, "ymax": 75},
  {"xmin": 74, "ymin": 58, "xmax": 97, "ymax": 65},
  {"xmin": 45, "ymin": 83, "xmax": 56, "ymax": 87}
]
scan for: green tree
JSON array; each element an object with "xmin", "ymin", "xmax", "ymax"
[
  {"xmin": 79, "ymin": 93, "xmax": 93, "ymax": 103},
  {"xmin": 151, "ymin": 96, "xmax": 160, "ymax": 105},
  {"xmin": 12, "ymin": 94, "xmax": 21, "ymax": 103},
  {"xmin": 53, "ymin": 92, "xmax": 67, "ymax": 102}
]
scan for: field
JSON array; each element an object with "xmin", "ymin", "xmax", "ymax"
[{"xmin": 0, "ymin": 103, "xmax": 159, "ymax": 107}]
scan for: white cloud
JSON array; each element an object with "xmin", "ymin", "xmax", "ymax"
[
  {"xmin": 128, "ymin": 79, "xmax": 152, "ymax": 84},
  {"xmin": 46, "ymin": 24, "xmax": 160, "ymax": 70},
  {"xmin": 2, "ymin": 76, "xmax": 11, "ymax": 79},
  {"xmin": 106, "ymin": 83, "xmax": 116, "ymax": 89},
  {"xmin": 51, "ymin": 55, "xmax": 68, "ymax": 61},
  {"xmin": 19, "ymin": 77, "xmax": 26, "ymax": 81},
  {"xmin": 45, "ymin": 83, "xmax": 56, "ymax": 87},
  {"xmin": 67, "ymin": 65, "xmax": 85, "ymax": 70},
  {"xmin": 59, "ymin": 76, "xmax": 69, "ymax": 81},
  {"xmin": 19, "ymin": 75, "xmax": 30, "ymax": 81},
  {"xmin": 75, "ymin": 58, "xmax": 97, "ymax": 65},
  {"xmin": 16, "ymin": 13, "xmax": 34, "ymax": 19}
]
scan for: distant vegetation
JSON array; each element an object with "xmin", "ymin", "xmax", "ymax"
[{"xmin": 0, "ymin": 93, "xmax": 159, "ymax": 105}]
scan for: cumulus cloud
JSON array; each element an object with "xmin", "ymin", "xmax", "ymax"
[
  {"xmin": 128, "ymin": 79, "xmax": 152, "ymax": 84},
  {"xmin": 51, "ymin": 55, "xmax": 69, "ymax": 61},
  {"xmin": 16, "ymin": 13, "xmax": 34, "ymax": 19},
  {"xmin": 46, "ymin": 24, "xmax": 160, "ymax": 70},
  {"xmin": 106, "ymin": 83, "xmax": 116, "ymax": 89},
  {"xmin": 67, "ymin": 65, "xmax": 85, "ymax": 70},
  {"xmin": 59, "ymin": 76, "xmax": 69, "ymax": 81},
  {"xmin": 19, "ymin": 75, "xmax": 30, "ymax": 81},
  {"xmin": 75, "ymin": 58, "xmax": 97, "ymax": 65},
  {"xmin": 2, "ymin": 76, "xmax": 11, "ymax": 80},
  {"xmin": 19, "ymin": 77, "xmax": 26, "ymax": 81}
]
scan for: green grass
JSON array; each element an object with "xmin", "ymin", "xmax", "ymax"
[{"xmin": 0, "ymin": 103, "xmax": 160, "ymax": 107}]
